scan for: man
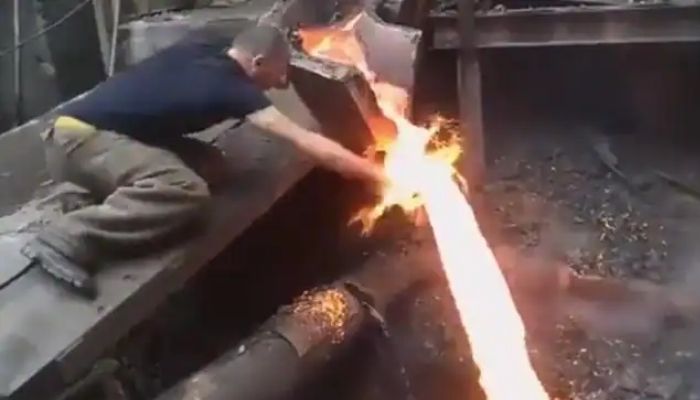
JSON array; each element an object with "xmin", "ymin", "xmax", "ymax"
[{"xmin": 29, "ymin": 24, "xmax": 384, "ymax": 299}]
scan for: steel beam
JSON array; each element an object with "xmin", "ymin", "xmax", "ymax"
[
  {"xmin": 431, "ymin": 4, "xmax": 700, "ymax": 49},
  {"xmin": 457, "ymin": 0, "xmax": 486, "ymax": 189}
]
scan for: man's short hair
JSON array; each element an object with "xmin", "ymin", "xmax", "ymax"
[{"xmin": 232, "ymin": 25, "xmax": 289, "ymax": 59}]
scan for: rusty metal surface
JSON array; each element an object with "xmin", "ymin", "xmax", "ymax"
[{"xmin": 431, "ymin": 4, "xmax": 700, "ymax": 49}]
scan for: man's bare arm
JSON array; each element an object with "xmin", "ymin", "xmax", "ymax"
[{"xmin": 248, "ymin": 106, "xmax": 385, "ymax": 183}]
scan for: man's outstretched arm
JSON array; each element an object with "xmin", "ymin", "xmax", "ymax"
[{"xmin": 248, "ymin": 106, "xmax": 385, "ymax": 184}]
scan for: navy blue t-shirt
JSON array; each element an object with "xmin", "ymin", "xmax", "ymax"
[{"xmin": 63, "ymin": 30, "xmax": 271, "ymax": 141}]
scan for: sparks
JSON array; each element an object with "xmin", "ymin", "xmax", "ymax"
[
  {"xmin": 292, "ymin": 288, "xmax": 351, "ymax": 343},
  {"xmin": 299, "ymin": 13, "xmax": 549, "ymax": 399}
]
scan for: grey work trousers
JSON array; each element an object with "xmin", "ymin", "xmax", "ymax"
[{"xmin": 35, "ymin": 124, "xmax": 211, "ymax": 268}]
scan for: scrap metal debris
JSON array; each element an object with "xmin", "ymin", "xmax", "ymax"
[{"xmin": 483, "ymin": 127, "xmax": 700, "ymax": 398}]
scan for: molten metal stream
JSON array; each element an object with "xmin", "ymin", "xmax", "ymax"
[{"xmin": 299, "ymin": 14, "xmax": 549, "ymax": 399}]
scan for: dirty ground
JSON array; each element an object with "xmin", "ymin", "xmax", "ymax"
[{"xmin": 484, "ymin": 124, "xmax": 700, "ymax": 400}]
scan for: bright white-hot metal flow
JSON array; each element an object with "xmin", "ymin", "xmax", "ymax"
[{"xmin": 299, "ymin": 13, "xmax": 550, "ymax": 399}]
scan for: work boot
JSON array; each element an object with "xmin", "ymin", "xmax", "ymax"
[{"xmin": 27, "ymin": 239, "xmax": 97, "ymax": 300}]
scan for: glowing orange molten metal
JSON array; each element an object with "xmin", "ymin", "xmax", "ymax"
[{"xmin": 299, "ymin": 13, "xmax": 549, "ymax": 399}]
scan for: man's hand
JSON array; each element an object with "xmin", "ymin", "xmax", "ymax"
[
  {"xmin": 248, "ymin": 106, "xmax": 387, "ymax": 186},
  {"xmin": 299, "ymin": 131, "xmax": 386, "ymax": 182}
]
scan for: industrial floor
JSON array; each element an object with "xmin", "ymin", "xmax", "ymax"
[{"xmin": 485, "ymin": 123, "xmax": 700, "ymax": 400}]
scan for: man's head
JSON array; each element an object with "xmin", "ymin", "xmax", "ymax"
[{"xmin": 228, "ymin": 25, "xmax": 291, "ymax": 90}]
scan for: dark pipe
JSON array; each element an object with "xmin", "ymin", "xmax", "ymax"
[
  {"xmin": 155, "ymin": 245, "xmax": 434, "ymax": 400},
  {"xmin": 155, "ymin": 286, "xmax": 365, "ymax": 400},
  {"xmin": 157, "ymin": 331, "xmax": 303, "ymax": 400}
]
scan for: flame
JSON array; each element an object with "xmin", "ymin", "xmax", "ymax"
[{"xmin": 299, "ymin": 13, "xmax": 549, "ymax": 400}]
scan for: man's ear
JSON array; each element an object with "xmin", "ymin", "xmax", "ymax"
[{"xmin": 252, "ymin": 54, "xmax": 265, "ymax": 68}]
